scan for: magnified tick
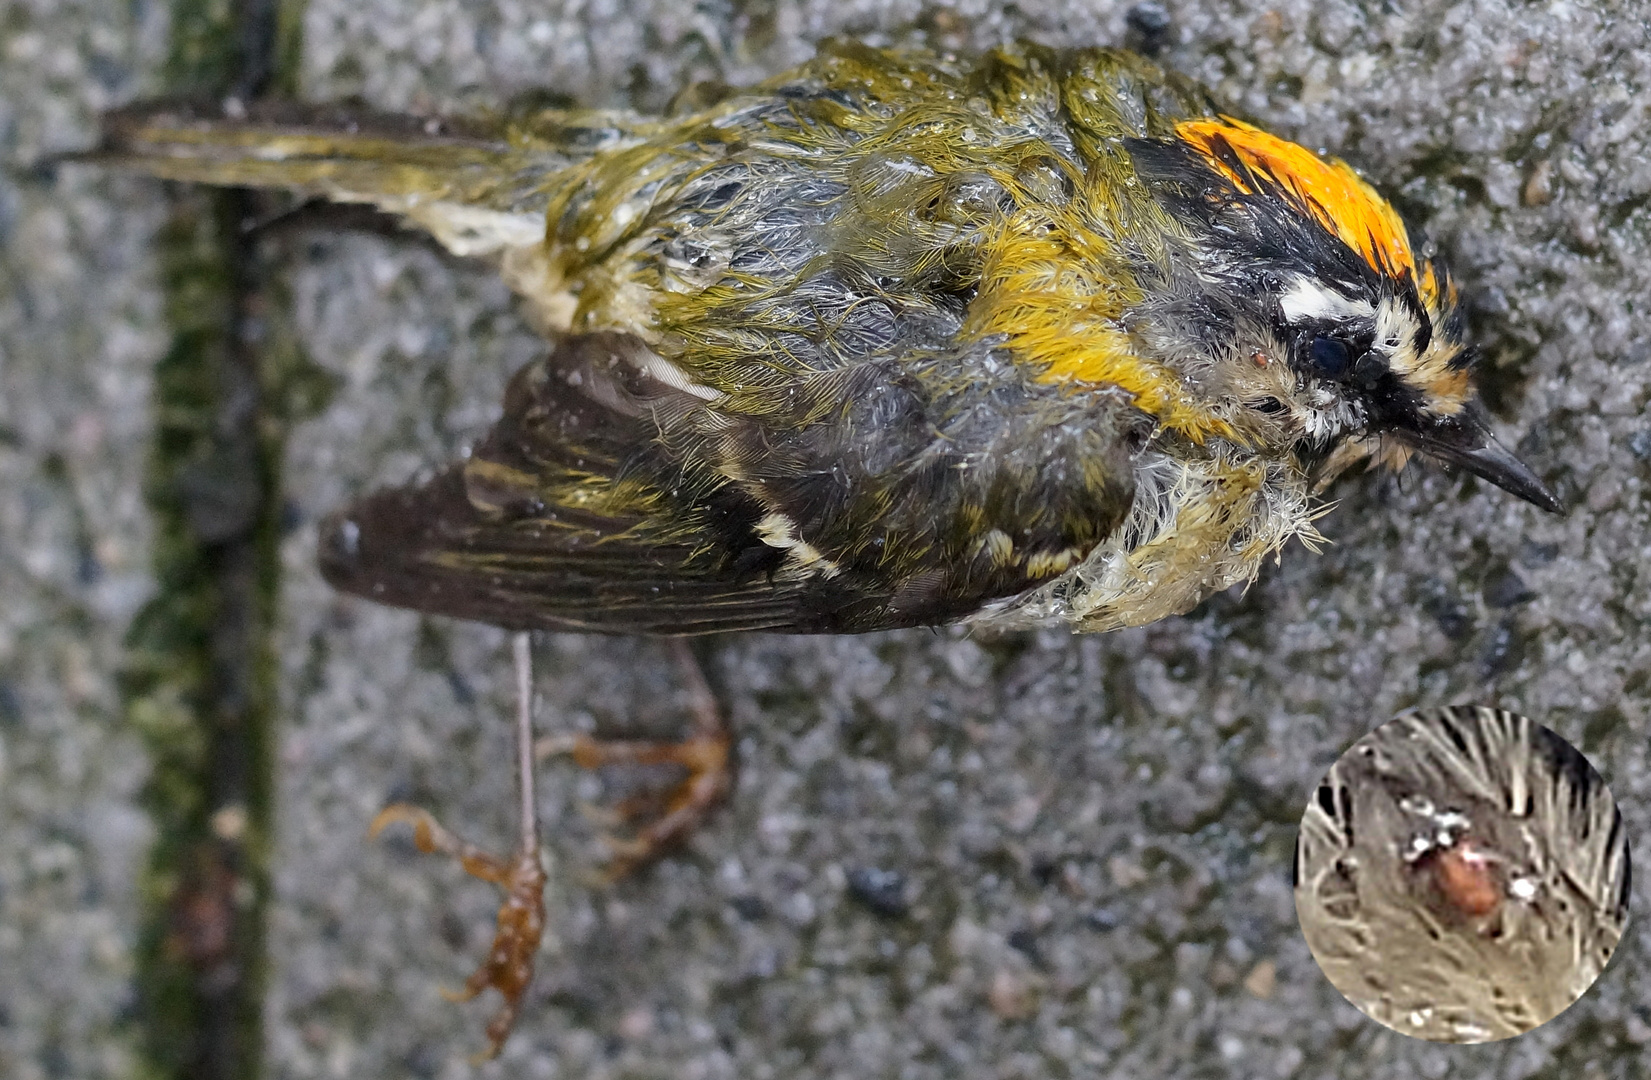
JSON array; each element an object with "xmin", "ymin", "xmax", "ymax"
[{"xmin": 1431, "ymin": 841, "xmax": 1502, "ymax": 917}]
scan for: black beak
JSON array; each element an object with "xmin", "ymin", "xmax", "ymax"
[{"xmin": 1399, "ymin": 407, "xmax": 1562, "ymax": 513}]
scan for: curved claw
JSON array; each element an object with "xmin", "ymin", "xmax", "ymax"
[
  {"xmin": 455, "ymin": 847, "xmax": 548, "ymax": 1060},
  {"xmin": 535, "ymin": 728, "xmax": 733, "ymax": 881},
  {"xmin": 530, "ymin": 640, "xmax": 734, "ymax": 882},
  {"xmin": 534, "ymin": 732, "xmax": 588, "ymax": 762},
  {"xmin": 369, "ymin": 803, "xmax": 547, "ymax": 1060}
]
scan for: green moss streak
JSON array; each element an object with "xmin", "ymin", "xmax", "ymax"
[
  {"xmin": 127, "ymin": 190, "xmax": 263, "ymax": 1080},
  {"xmin": 125, "ymin": 2, "xmax": 310, "ymax": 1077}
]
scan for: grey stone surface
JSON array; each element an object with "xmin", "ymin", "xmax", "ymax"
[
  {"xmin": 8, "ymin": 0, "xmax": 1651, "ymax": 1078},
  {"xmin": 0, "ymin": 3, "xmax": 169, "ymax": 1079}
]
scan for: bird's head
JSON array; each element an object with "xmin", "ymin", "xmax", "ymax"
[{"xmin": 1125, "ymin": 117, "xmax": 1559, "ymax": 512}]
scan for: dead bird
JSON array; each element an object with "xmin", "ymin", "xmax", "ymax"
[{"xmin": 89, "ymin": 39, "xmax": 1561, "ymax": 1055}]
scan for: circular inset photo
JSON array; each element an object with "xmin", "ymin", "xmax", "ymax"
[{"xmin": 1294, "ymin": 706, "xmax": 1630, "ymax": 1042}]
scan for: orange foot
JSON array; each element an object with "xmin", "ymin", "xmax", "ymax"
[
  {"xmin": 536, "ymin": 639, "xmax": 732, "ymax": 880},
  {"xmin": 369, "ymin": 804, "xmax": 547, "ymax": 1061}
]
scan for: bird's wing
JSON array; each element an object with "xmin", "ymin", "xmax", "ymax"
[
  {"xmin": 319, "ymin": 331, "xmax": 810, "ymax": 635},
  {"xmin": 319, "ymin": 330, "xmax": 1149, "ymax": 635}
]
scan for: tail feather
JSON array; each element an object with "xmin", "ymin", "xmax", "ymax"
[{"xmin": 88, "ymin": 98, "xmax": 608, "ymax": 256}]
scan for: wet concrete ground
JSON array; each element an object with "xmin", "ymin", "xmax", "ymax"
[{"xmin": 2, "ymin": 1, "xmax": 1649, "ymax": 1077}]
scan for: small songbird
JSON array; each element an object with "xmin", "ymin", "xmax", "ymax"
[{"xmin": 93, "ymin": 40, "xmax": 1561, "ymax": 1054}]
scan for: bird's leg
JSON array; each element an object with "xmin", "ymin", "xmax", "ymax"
[
  {"xmin": 536, "ymin": 639, "xmax": 732, "ymax": 880},
  {"xmin": 369, "ymin": 632, "xmax": 547, "ymax": 1061}
]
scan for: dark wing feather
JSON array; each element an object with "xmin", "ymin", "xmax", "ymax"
[
  {"xmin": 320, "ymin": 330, "xmax": 1149, "ymax": 636},
  {"xmin": 317, "ymin": 466, "xmax": 807, "ymax": 634},
  {"xmin": 319, "ymin": 332, "xmax": 822, "ymax": 635}
]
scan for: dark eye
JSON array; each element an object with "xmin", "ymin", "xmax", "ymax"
[{"xmin": 1308, "ymin": 335, "xmax": 1352, "ymax": 379}]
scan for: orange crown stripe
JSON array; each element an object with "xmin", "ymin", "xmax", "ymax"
[{"xmin": 1177, "ymin": 118, "xmax": 1417, "ymax": 286}]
